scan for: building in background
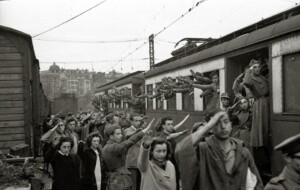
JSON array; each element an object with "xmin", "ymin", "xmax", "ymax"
[{"xmin": 40, "ymin": 62, "xmax": 127, "ymax": 111}]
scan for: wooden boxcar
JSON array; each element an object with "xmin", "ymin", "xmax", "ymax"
[{"xmin": 0, "ymin": 25, "xmax": 49, "ymax": 155}]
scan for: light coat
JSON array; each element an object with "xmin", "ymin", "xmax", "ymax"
[{"xmin": 138, "ymin": 145, "xmax": 176, "ymax": 190}]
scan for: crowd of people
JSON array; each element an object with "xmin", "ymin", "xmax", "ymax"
[{"xmin": 39, "ymin": 59, "xmax": 300, "ymax": 190}]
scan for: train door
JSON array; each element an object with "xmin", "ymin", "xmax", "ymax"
[
  {"xmin": 226, "ymin": 47, "xmax": 271, "ymax": 182},
  {"xmin": 271, "ymin": 35, "xmax": 300, "ymax": 175}
]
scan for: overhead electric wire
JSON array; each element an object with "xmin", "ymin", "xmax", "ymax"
[
  {"xmin": 33, "ymin": 0, "xmax": 107, "ymax": 38},
  {"xmin": 34, "ymin": 37, "xmax": 145, "ymax": 43},
  {"xmin": 39, "ymin": 57, "xmax": 153, "ymax": 64},
  {"xmin": 106, "ymin": 0, "xmax": 208, "ymax": 72},
  {"xmin": 154, "ymin": 0, "xmax": 208, "ymax": 37}
]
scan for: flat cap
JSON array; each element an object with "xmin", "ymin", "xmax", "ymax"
[
  {"xmin": 249, "ymin": 59, "xmax": 261, "ymax": 67},
  {"xmin": 275, "ymin": 133, "xmax": 300, "ymax": 155},
  {"xmin": 221, "ymin": 92, "xmax": 230, "ymax": 99}
]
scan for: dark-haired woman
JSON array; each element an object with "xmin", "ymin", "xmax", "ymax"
[
  {"xmin": 138, "ymin": 136, "xmax": 176, "ymax": 190},
  {"xmin": 50, "ymin": 137, "xmax": 81, "ymax": 190},
  {"xmin": 78, "ymin": 132, "xmax": 107, "ymax": 190}
]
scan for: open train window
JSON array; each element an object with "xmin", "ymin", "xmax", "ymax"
[
  {"xmin": 167, "ymin": 95, "xmax": 176, "ymax": 110},
  {"xmin": 283, "ymin": 52, "xmax": 300, "ymax": 113},
  {"xmin": 146, "ymin": 84, "xmax": 153, "ymax": 110},
  {"xmin": 182, "ymin": 76, "xmax": 194, "ymax": 111},
  {"xmin": 226, "ymin": 48, "xmax": 269, "ymax": 101},
  {"xmin": 156, "ymin": 82, "xmax": 163, "ymax": 110}
]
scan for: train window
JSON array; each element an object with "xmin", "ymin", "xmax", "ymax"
[
  {"xmin": 146, "ymin": 84, "xmax": 153, "ymax": 109},
  {"xmin": 156, "ymin": 82, "xmax": 163, "ymax": 110},
  {"xmin": 167, "ymin": 95, "xmax": 176, "ymax": 110},
  {"xmin": 182, "ymin": 76, "xmax": 194, "ymax": 111},
  {"xmin": 283, "ymin": 53, "xmax": 300, "ymax": 113},
  {"xmin": 182, "ymin": 92, "xmax": 194, "ymax": 111}
]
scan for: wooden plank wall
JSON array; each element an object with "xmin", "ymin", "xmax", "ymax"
[{"xmin": 0, "ymin": 34, "xmax": 25, "ymax": 153}]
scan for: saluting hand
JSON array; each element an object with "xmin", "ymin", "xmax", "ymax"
[{"xmin": 143, "ymin": 134, "xmax": 154, "ymax": 149}]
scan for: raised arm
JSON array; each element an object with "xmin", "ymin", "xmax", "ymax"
[
  {"xmin": 41, "ymin": 124, "xmax": 58, "ymax": 143},
  {"xmin": 191, "ymin": 112, "xmax": 224, "ymax": 145},
  {"xmin": 174, "ymin": 114, "xmax": 190, "ymax": 131},
  {"xmin": 232, "ymin": 73, "xmax": 245, "ymax": 98},
  {"xmin": 243, "ymin": 68, "xmax": 253, "ymax": 88},
  {"xmin": 138, "ymin": 135, "xmax": 153, "ymax": 172},
  {"xmin": 193, "ymin": 83, "xmax": 214, "ymax": 91},
  {"xmin": 110, "ymin": 119, "xmax": 156, "ymax": 155},
  {"xmin": 167, "ymin": 129, "xmax": 188, "ymax": 140}
]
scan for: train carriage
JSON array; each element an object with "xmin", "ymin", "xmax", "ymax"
[
  {"xmin": 143, "ymin": 6, "xmax": 300, "ymax": 177},
  {"xmin": 0, "ymin": 25, "xmax": 49, "ymax": 155}
]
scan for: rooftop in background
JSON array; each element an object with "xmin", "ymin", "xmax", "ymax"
[{"xmin": 96, "ymin": 71, "xmax": 144, "ymax": 92}]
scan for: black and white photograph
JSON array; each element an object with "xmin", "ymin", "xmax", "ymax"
[{"xmin": 0, "ymin": 0, "xmax": 300, "ymax": 189}]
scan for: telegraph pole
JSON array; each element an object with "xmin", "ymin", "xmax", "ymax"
[{"xmin": 149, "ymin": 34, "xmax": 155, "ymax": 69}]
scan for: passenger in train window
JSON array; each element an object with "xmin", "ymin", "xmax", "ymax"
[
  {"xmin": 232, "ymin": 72, "xmax": 254, "ymax": 106},
  {"xmin": 243, "ymin": 59, "xmax": 270, "ymax": 173},
  {"xmin": 192, "ymin": 70, "xmax": 220, "ymax": 112},
  {"xmin": 243, "ymin": 59, "xmax": 269, "ymax": 148},
  {"xmin": 265, "ymin": 133, "xmax": 300, "ymax": 190}
]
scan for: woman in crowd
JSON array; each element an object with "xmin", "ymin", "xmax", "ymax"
[
  {"xmin": 138, "ymin": 136, "xmax": 176, "ymax": 190},
  {"xmin": 50, "ymin": 137, "xmax": 81, "ymax": 190},
  {"xmin": 78, "ymin": 132, "xmax": 107, "ymax": 190},
  {"xmin": 102, "ymin": 118, "xmax": 155, "ymax": 190},
  {"xmin": 41, "ymin": 118, "xmax": 66, "ymax": 171},
  {"xmin": 65, "ymin": 117, "xmax": 79, "ymax": 154}
]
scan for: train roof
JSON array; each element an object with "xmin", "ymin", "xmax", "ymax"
[
  {"xmin": 145, "ymin": 5, "xmax": 300, "ymax": 78},
  {"xmin": 0, "ymin": 25, "xmax": 37, "ymax": 60},
  {"xmin": 96, "ymin": 71, "xmax": 145, "ymax": 92}
]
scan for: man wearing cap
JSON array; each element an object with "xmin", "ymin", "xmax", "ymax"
[
  {"xmin": 192, "ymin": 70, "xmax": 220, "ymax": 112},
  {"xmin": 231, "ymin": 97, "xmax": 252, "ymax": 150},
  {"xmin": 243, "ymin": 59, "xmax": 269, "ymax": 148},
  {"xmin": 175, "ymin": 109, "xmax": 263, "ymax": 190},
  {"xmin": 220, "ymin": 92, "xmax": 231, "ymax": 111},
  {"xmin": 265, "ymin": 134, "xmax": 300, "ymax": 190}
]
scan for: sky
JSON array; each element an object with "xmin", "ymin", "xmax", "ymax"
[{"xmin": 0, "ymin": 0, "xmax": 299, "ymax": 73}]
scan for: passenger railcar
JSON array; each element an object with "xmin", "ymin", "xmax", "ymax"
[
  {"xmin": 144, "ymin": 6, "xmax": 300, "ymax": 177},
  {"xmin": 95, "ymin": 6, "xmax": 300, "ymax": 178}
]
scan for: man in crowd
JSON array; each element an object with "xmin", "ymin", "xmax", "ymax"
[
  {"xmin": 231, "ymin": 97, "xmax": 252, "ymax": 150},
  {"xmin": 124, "ymin": 113, "xmax": 143, "ymax": 190},
  {"xmin": 265, "ymin": 133, "xmax": 300, "ymax": 190},
  {"xmin": 175, "ymin": 109, "xmax": 263, "ymax": 190},
  {"xmin": 220, "ymin": 92, "xmax": 231, "ymax": 111}
]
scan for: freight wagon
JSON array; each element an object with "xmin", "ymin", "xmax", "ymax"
[{"xmin": 0, "ymin": 25, "xmax": 50, "ymax": 155}]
